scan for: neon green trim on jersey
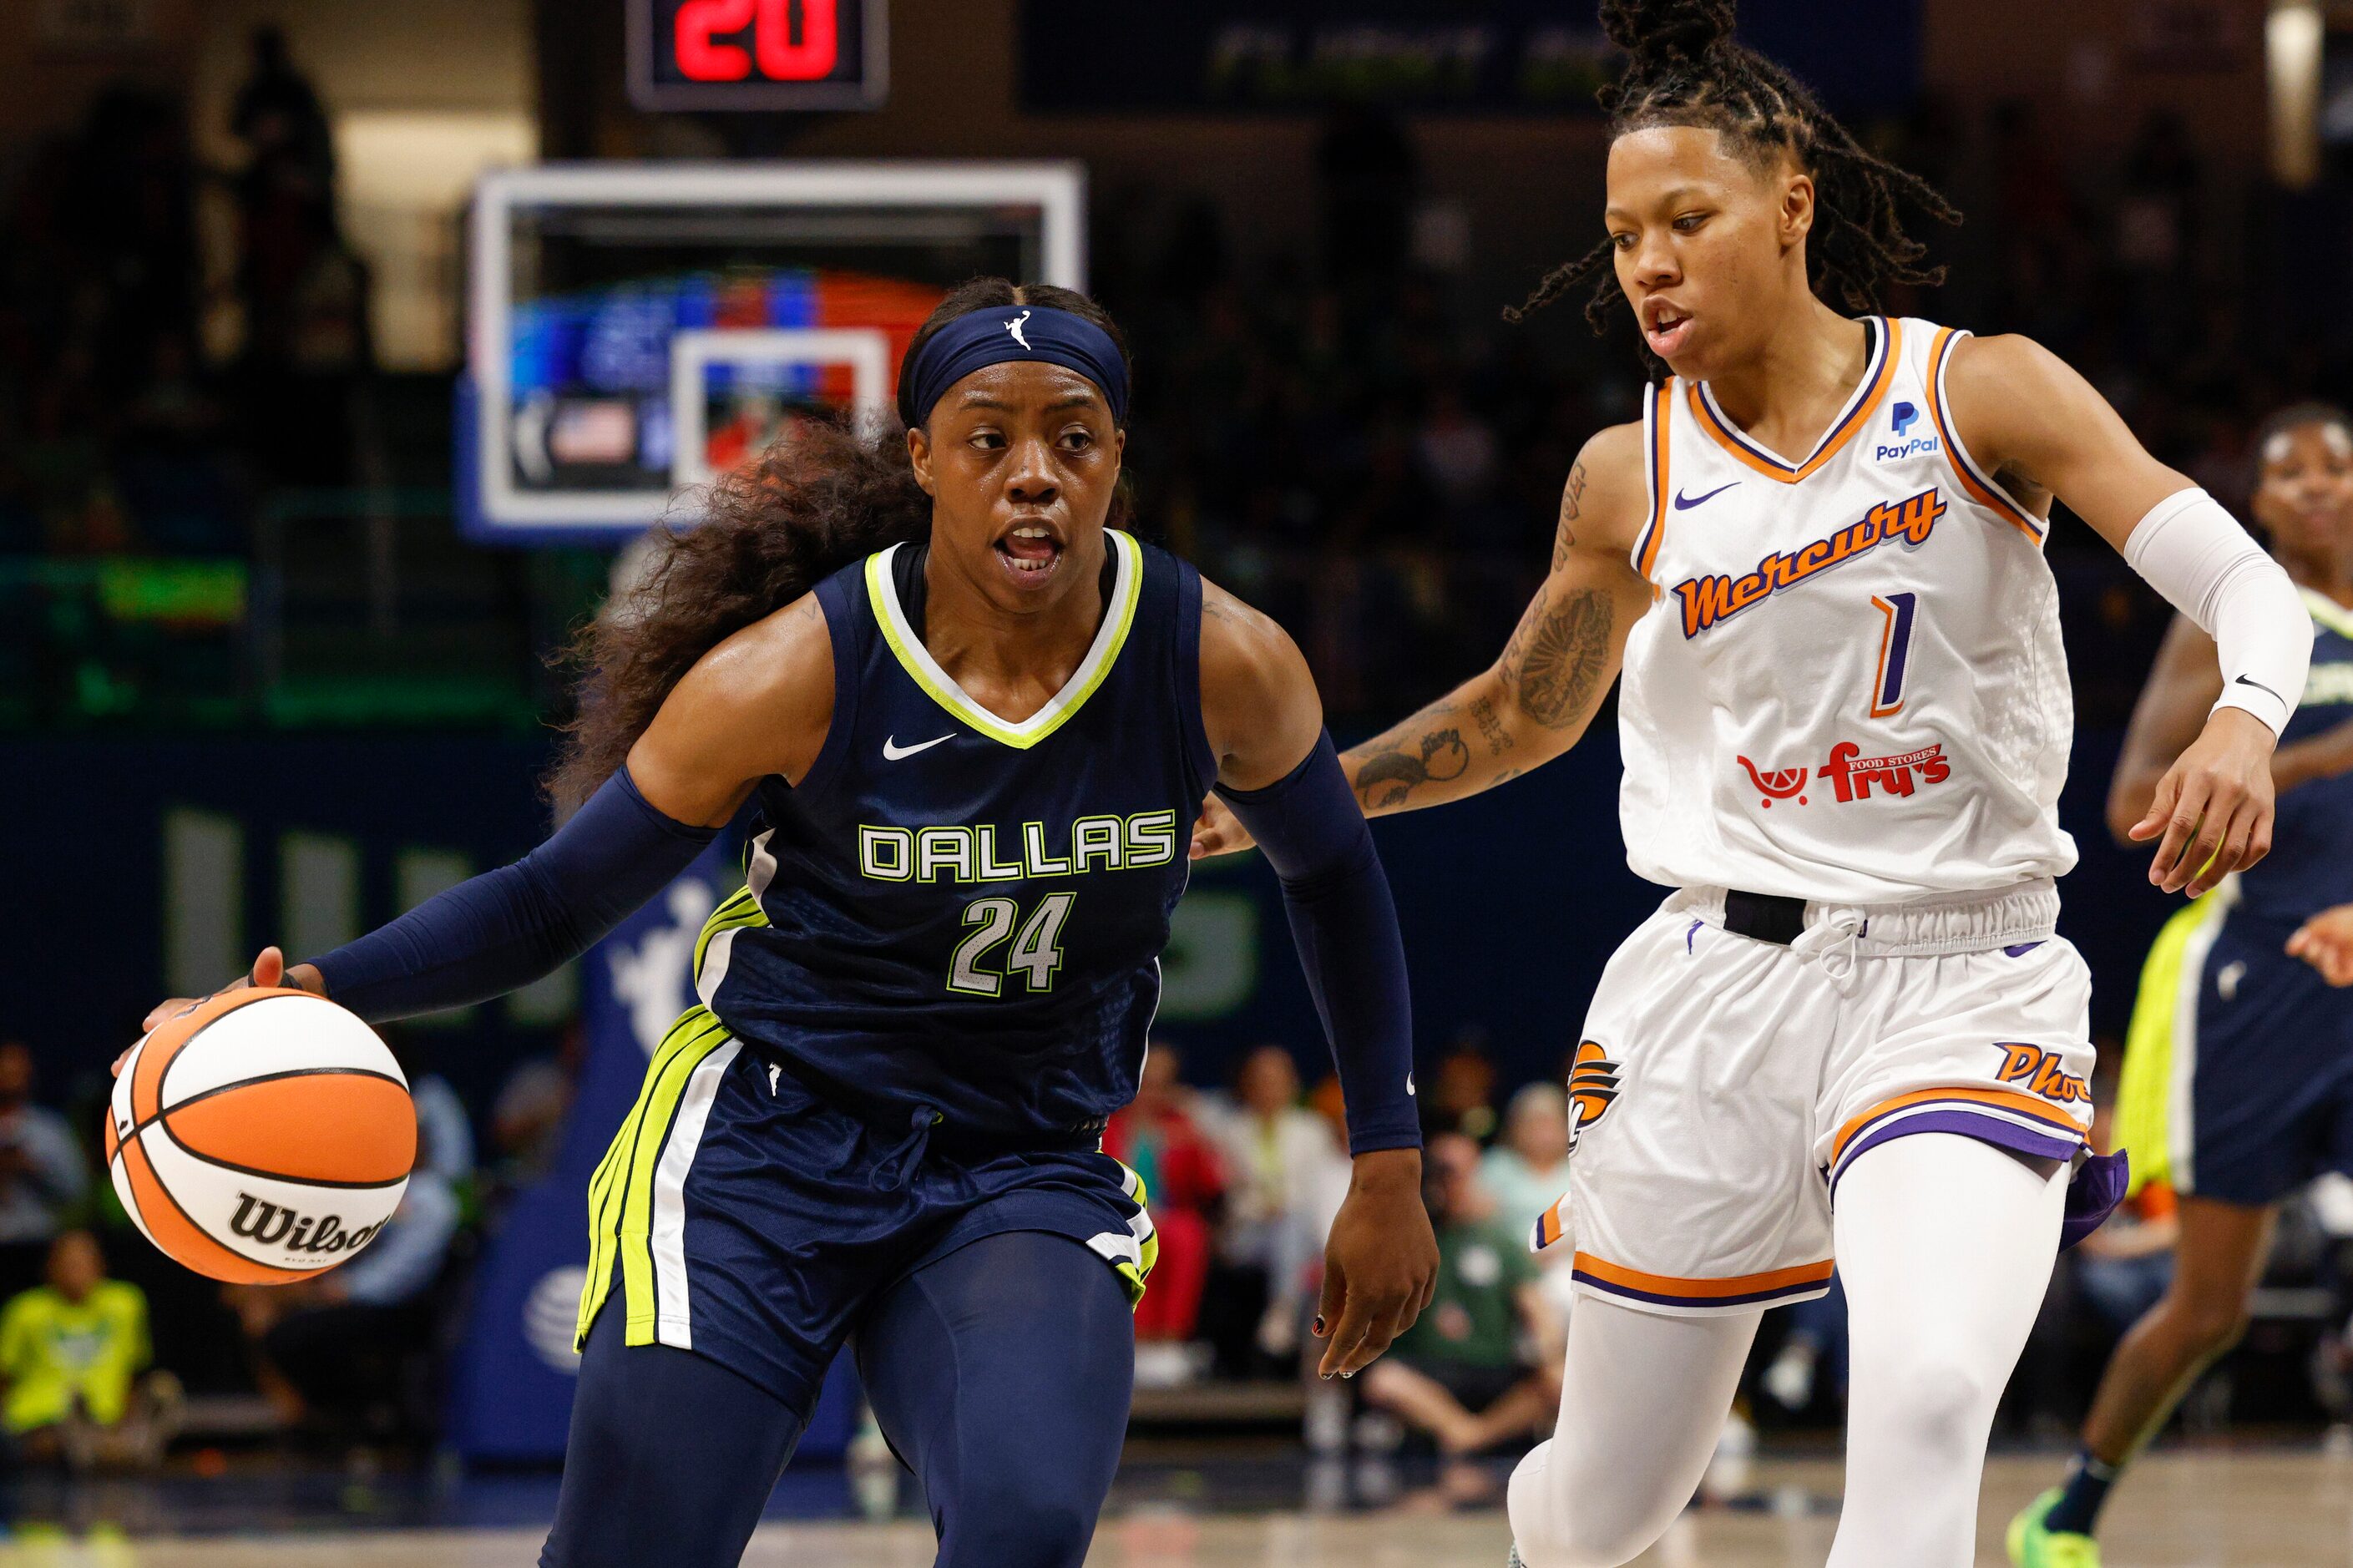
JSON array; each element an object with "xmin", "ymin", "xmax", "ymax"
[
  {"xmin": 2302, "ymin": 586, "xmax": 2353, "ymax": 642},
  {"xmin": 2114, "ymin": 895, "xmax": 2226, "ymax": 1197},
  {"xmin": 866, "ymin": 529, "xmax": 1141, "ymax": 751},
  {"xmin": 693, "ymin": 885, "xmax": 768, "ymax": 981}
]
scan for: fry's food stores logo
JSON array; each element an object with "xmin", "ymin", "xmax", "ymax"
[{"xmin": 1738, "ymin": 741, "xmax": 1951, "ymax": 808}]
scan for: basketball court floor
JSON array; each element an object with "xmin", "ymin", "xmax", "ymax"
[{"xmin": 0, "ymin": 1453, "xmax": 2345, "ymax": 1566}]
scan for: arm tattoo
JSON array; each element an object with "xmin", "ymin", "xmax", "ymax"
[
  {"xmin": 1554, "ymin": 462, "xmax": 1587, "ymax": 569},
  {"xmin": 1352, "ymin": 726, "xmax": 1470, "ymax": 810},
  {"xmin": 1502, "ymin": 584, "xmax": 1613, "ymax": 730},
  {"xmin": 1468, "ymin": 695, "xmax": 1515, "ymax": 756}
]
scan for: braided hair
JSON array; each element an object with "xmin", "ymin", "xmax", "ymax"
[{"xmin": 1507, "ymin": 0, "xmax": 1960, "ymax": 362}]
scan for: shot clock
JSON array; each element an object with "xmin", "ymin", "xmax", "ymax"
[{"xmin": 628, "ymin": 0, "xmax": 888, "ymax": 110}]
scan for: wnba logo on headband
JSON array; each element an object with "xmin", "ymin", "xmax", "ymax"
[{"xmin": 904, "ymin": 302, "xmax": 1130, "ymax": 429}]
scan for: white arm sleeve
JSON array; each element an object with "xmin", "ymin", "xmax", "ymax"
[{"xmin": 2122, "ymin": 488, "xmax": 2310, "ymax": 736}]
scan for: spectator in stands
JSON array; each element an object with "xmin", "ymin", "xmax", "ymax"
[
  {"xmin": 2070, "ymin": 1105, "xmax": 2179, "ymax": 1335},
  {"xmin": 225, "ymin": 1172, "xmax": 463, "ymax": 1441},
  {"xmin": 0, "ymin": 1230, "xmax": 180, "ymax": 1469},
  {"xmin": 394, "ymin": 1029, "xmax": 477, "ymax": 1189},
  {"xmin": 1105, "ymin": 1044, "xmax": 1226, "ymax": 1387},
  {"xmin": 1208, "ymin": 1044, "xmax": 1351, "ymax": 1362},
  {"xmin": 1359, "ymin": 1134, "xmax": 1560, "ymax": 1487},
  {"xmin": 1480, "ymin": 1083, "xmax": 1571, "ymax": 1248},
  {"xmin": 229, "ymin": 22, "xmax": 372, "ymax": 484},
  {"xmin": 1427, "ymin": 1029, "xmax": 1500, "ymax": 1144},
  {"xmin": 0, "ymin": 1042, "xmax": 89, "ymax": 1300},
  {"xmin": 1414, "ymin": 380, "xmax": 1500, "ymax": 515},
  {"xmin": 491, "ymin": 1021, "xmax": 582, "ymax": 1187}
]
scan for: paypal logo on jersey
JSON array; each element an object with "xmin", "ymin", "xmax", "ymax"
[{"xmin": 1875, "ymin": 399, "xmax": 1941, "ymax": 461}]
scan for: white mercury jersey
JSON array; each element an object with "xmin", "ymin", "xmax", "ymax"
[{"xmin": 1617, "ymin": 316, "xmax": 2077, "ymax": 904}]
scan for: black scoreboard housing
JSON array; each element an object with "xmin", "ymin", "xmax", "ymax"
[{"xmin": 627, "ymin": 0, "xmax": 889, "ymax": 111}]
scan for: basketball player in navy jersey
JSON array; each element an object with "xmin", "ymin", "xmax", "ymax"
[
  {"xmin": 135, "ymin": 281, "xmax": 1439, "ymax": 1568},
  {"xmin": 2011, "ymin": 403, "xmax": 2353, "ymax": 1566}
]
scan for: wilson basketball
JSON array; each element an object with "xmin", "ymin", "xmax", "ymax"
[{"xmin": 105, "ymin": 989, "xmax": 415, "ymax": 1285}]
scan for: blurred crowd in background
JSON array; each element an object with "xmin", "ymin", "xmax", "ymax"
[{"xmin": 5, "ymin": 33, "xmax": 2347, "ymax": 731}]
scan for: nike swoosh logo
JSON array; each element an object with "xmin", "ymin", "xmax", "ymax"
[
  {"xmin": 2233, "ymin": 675, "xmax": 2285, "ymax": 702},
  {"xmin": 1673, "ymin": 482, "xmax": 1740, "ymax": 510},
  {"xmin": 883, "ymin": 733, "xmax": 954, "ymax": 761}
]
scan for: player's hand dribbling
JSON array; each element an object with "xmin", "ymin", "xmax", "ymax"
[
  {"xmin": 1313, "ymin": 1147, "xmax": 1439, "ymax": 1379},
  {"xmin": 2289, "ymin": 905, "xmax": 2353, "ymax": 986},
  {"xmin": 119, "ymin": 947, "xmax": 326, "ymax": 1077},
  {"xmin": 2131, "ymin": 708, "xmax": 2278, "ymax": 897},
  {"xmin": 1189, "ymin": 793, "xmax": 1256, "ymax": 860}
]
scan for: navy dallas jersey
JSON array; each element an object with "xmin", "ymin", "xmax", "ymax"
[
  {"xmin": 2143, "ymin": 586, "xmax": 2353, "ymax": 1208},
  {"xmin": 574, "ymin": 526, "xmax": 1209, "ymax": 1401},
  {"xmin": 693, "ymin": 526, "xmax": 1217, "ymax": 1141},
  {"xmin": 2234, "ymin": 587, "xmax": 2353, "ymax": 925}
]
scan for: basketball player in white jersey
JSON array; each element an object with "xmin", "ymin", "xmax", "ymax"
[{"xmin": 1192, "ymin": 3, "xmax": 2310, "ymax": 1563}]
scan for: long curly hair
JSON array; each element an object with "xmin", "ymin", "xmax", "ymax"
[
  {"xmin": 1506, "ymin": 0, "xmax": 1961, "ymax": 365},
  {"xmin": 544, "ymin": 278, "xmax": 1133, "ymax": 815}
]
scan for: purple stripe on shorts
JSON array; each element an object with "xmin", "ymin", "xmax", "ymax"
[
  {"xmin": 1571, "ymin": 1270, "xmax": 1832, "ymax": 1312},
  {"xmin": 1834, "ymin": 1094, "xmax": 2081, "ymax": 1173},
  {"xmin": 1829, "ymin": 1109, "xmax": 2082, "ymax": 1201},
  {"xmin": 2004, "ymin": 941, "xmax": 2045, "ymax": 957}
]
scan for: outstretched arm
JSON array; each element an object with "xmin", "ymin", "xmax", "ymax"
[
  {"xmin": 138, "ymin": 597, "xmax": 836, "ymax": 1032},
  {"xmin": 1951, "ymin": 335, "xmax": 2309, "ymax": 896},
  {"xmin": 1345, "ymin": 422, "xmax": 1654, "ymax": 815},
  {"xmin": 1197, "ymin": 582, "xmax": 1440, "ymax": 1379}
]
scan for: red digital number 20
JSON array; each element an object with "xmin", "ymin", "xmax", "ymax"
[{"xmin": 675, "ymin": 0, "xmax": 839, "ymax": 83}]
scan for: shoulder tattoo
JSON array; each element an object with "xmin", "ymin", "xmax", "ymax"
[{"xmin": 1555, "ymin": 462, "xmax": 1588, "ymax": 569}]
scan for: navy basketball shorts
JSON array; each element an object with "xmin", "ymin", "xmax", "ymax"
[
  {"xmin": 2139, "ymin": 904, "xmax": 2353, "ymax": 1207},
  {"xmin": 573, "ymin": 1006, "xmax": 1158, "ymax": 1411}
]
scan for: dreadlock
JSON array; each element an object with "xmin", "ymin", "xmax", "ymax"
[{"xmin": 1506, "ymin": 0, "xmax": 1961, "ymax": 365}]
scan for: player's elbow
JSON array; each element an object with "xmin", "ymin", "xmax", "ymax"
[{"xmin": 1492, "ymin": 681, "xmax": 1596, "ymax": 762}]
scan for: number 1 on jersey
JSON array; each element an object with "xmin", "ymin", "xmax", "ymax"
[
  {"xmin": 949, "ymin": 893, "xmax": 1075, "ymax": 996},
  {"xmin": 1870, "ymin": 592, "xmax": 1918, "ymax": 718}
]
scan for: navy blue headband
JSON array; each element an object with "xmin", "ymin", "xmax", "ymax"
[{"xmin": 902, "ymin": 304, "xmax": 1130, "ymax": 428}]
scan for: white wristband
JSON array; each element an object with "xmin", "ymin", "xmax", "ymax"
[{"xmin": 2122, "ymin": 488, "xmax": 2310, "ymax": 736}]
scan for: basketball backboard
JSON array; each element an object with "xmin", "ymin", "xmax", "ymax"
[{"xmin": 460, "ymin": 161, "xmax": 1086, "ymax": 543}]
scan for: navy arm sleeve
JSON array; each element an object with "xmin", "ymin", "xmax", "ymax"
[
  {"xmin": 309, "ymin": 769, "xmax": 720, "ymax": 1023},
  {"xmin": 1215, "ymin": 732, "xmax": 1419, "ymax": 1155}
]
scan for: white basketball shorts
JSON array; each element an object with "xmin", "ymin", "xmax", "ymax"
[{"xmin": 1531, "ymin": 880, "xmax": 2093, "ymax": 1315}]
